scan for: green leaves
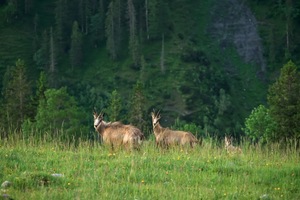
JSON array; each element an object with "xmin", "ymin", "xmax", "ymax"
[{"xmin": 243, "ymin": 105, "xmax": 277, "ymax": 143}]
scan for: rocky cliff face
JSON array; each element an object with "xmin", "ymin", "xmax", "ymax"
[{"xmin": 208, "ymin": 0, "xmax": 266, "ymax": 72}]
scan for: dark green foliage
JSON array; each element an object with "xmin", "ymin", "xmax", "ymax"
[
  {"xmin": 213, "ymin": 89, "xmax": 232, "ymax": 134},
  {"xmin": 29, "ymin": 71, "xmax": 49, "ymax": 121},
  {"xmin": 128, "ymin": 81, "xmax": 147, "ymax": 133},
  {"xmin": 105, "ymin": 0, "xmax": 123, "ymax": 60},
  {"xmin": 247, "ymin": 0, "xmax": 300, "ymax": 66},
  {"xmin": 36, "ymin": 71, "xmax": 48, "ymax": 102},
  {"xmin": 90, "ymin": 0, "xmax": 106, "ymax": 48},
  {"xmin": 33, "ymin": 29, "xmax": 50, "ymax": 71},
  {"xmin": 127, "ymin": 0, "xmax": 140, "ymax": 66},
  {"xmin": 147, "ymin": 0, "xmax": 171, "ymax": 40},
  {"xmin": 106, "ymin": 89, "xmax": 122, "ymax": 121},
  {"xmin": 70, "ymin": 21, "xmax": 83, "ymax": 70},
  {"xmin": 22, "ymin": 87, "xmax": 89, "ymax": 140},
  {"xmin": 55, "ymin": 0, "xmax": 72, "ymax": 54},
  {"xmin": 267, "ymin": 60, "xmax": 300, "ymax": 141},
  {"xmin": 1, "ymin": 0, "xmax": 299, "ymax": 142},
  {"xmin": 171, "ymin": 118, "xmax": 203, "ymax": 139},
  {"xmin": 178, "ymin": 61, "xmax": 233, "ymax": 136}
]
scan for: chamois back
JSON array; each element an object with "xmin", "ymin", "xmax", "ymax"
[
  {"xmin": 93, "ymin": 111, "xmax": 144, "ymax": 151},
  {"xmin": 151, "ymin": 111, "xmax": 198, "ymax": 148}
]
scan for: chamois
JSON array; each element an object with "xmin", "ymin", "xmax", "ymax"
[
  {"xmin": 93, "ymin": 111, "xmax": 144, "ymax": 151},
  {"xmin": 224, "ymin": 136, "xmax": 242, "ymax": 154},
  {"xmin": 151, "ymin": 111, "xmax": 198, "ymax": 148}
]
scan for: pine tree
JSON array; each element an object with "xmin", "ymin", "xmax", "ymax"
[
  {"xmin": 268, "ymin": 60, "xmax": 300, "ymax": 141},
  {"xmin": 70, "ymin": 21, "xmax": 83, "ymax": 70}
]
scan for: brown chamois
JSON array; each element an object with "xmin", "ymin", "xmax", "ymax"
[
  {"xmin": 151, "ymin": 111, "xmax": 198, "ymax": 148},
  {"xmin": 93, "ymin": 111, "xmax": 144, "ymax": 151},
  {"xmin": 224, "ymin": 136, "xmax": 242, "ymax": 154}
]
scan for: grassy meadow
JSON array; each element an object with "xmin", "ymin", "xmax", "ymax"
[{"xmin": 1, "ymin": 135, "xmax": 300, "ymax": 200}]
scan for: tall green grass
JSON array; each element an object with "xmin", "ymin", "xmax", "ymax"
[{"xmin": 1, "ymin": 134, "xmax": 299, "ymax": 200}]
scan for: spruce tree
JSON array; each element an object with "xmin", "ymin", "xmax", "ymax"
[{"xmin": 268, "ymin": 60, "xmax": 300, "ymax": 141}]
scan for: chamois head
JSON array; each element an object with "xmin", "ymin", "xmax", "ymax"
[
  {"xmin": 151, "ymin": 110, "xmax": 161, "ymax": 128},
  {"xmin": 93, "ymin": 111, "xmax": 103, "ymax": 129},
  {"xmin": 224, "ymin": 136, "xmax": 232, "ymax": 147}
]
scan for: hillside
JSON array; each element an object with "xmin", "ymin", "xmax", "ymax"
[{"xmin": 0, "ymin": 0, "xmax": 299, "ymax": 137}]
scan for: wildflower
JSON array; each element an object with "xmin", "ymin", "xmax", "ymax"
[
  {"xmin": 68, "ymin": 182, "xmax": 71, "ymax": 186},
  {"xmin": 141, "ymin": 180, "xmax": 145, "ymax": 184}
]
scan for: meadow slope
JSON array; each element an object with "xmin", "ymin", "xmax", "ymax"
[{"xmin": 1, "ymin": 136, "xmax": 300, "ymax": 200}]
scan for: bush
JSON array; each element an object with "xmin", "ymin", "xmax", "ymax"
[{"xmin": 243, "ymin": 105, "xmax": 277, "ymax": 143}]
